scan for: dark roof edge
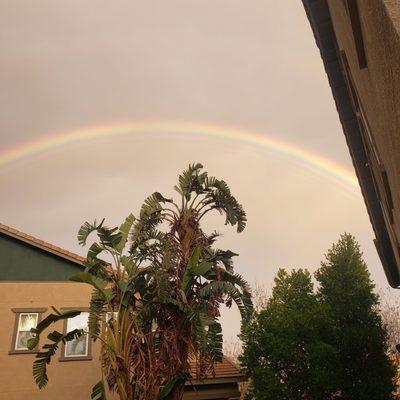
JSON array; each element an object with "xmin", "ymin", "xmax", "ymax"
[
  {"xmin": 301, "ymin": 0, "xmax": 400, "ymax": 287},
  {"xmin": 185, "ymin": 376, "xmax": 245, "ymax": 386}
]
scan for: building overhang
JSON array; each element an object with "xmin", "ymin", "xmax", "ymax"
[{"xmin": 301, "ymin": 0, "xmax": 400, "ymax": 287}]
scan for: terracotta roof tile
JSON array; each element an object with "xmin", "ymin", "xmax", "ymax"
[
  {"xmin": 188, "ymin": 357, "xmax": 243, "ymax": 380},
  {"xmin": 0, "ymin": 223, "xmax": 85, "ymax": 265}
]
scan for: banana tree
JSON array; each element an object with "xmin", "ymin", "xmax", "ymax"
[{"xmin": 29, "ymin": 163, "xmax": 252, "ymax": 400}]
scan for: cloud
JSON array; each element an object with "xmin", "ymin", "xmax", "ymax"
[
  {"xmin": 0, "ymin": 133, "xmax": 386, "ymax": 339},
  {"xmin": 0, "ymin": 0, "xmax": 395, "ymax": 340}
]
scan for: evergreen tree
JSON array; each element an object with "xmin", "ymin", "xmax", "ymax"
[
  {"xmin": 315, "ymin": 233, "xmax": 396, "ymax": 400},
  {"xmin": 240, "ymin": 269, "xmax": 339, "ymax": 400}
]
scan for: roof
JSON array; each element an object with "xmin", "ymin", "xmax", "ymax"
[
  {"xmin": 301, "ymin": 0, "xmax": 400, "ymax": 287},
  {"xmin": 188, "ymin": 357, "xmax": 244, "ymax": 384},
  {"xmin": 0, "ymin": 223, "xmax": 85, "ymax": 266}
]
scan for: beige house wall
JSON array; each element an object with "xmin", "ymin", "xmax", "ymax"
[
  {"xmin": 0, "ymin": 281, "xmax": 242, "ymax": 400},
  {"xmin": 0, "ymin": 281, "xmax": 102, "ymax": 400},
  {"xmin": 327, "ymin": 0, "xmax": 400, "ymax": 269}
]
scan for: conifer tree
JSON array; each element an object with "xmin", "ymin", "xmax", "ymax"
[
  {"xmin": 315, "ymin": 233, "xmax": 396, "ymax": 400},
  {"xmin": 240, "ymin": 269, "xmax": 339, "ymax": 400}
]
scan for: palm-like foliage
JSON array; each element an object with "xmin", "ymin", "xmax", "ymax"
[
  {"xmin": 28, "ymin": 309, "xmax": 84, "ymax": 389},
  {"xmin": 30, "ymin": 163, "xmax": 252, "ymax": 400}
]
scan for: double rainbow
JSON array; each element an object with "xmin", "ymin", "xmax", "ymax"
[{"xmin": 0, "ymin": 122, "xmax": 358, "ymax": 190}]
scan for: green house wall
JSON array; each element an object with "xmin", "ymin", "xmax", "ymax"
[{"xmin": 0, "ymin": 233, "xmax": 83, "ymax": 281}]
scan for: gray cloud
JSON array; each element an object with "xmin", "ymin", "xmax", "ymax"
[{"xmin": 1, "ymin": 0, "xmax": 396, "ymax": 340}]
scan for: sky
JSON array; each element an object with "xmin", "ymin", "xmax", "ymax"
[{"xmin": 0, "ymin": 0, "xmax": 397, "ymax": 340}]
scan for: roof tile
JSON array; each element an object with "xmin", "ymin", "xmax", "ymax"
[{"xmin": 189, "ymin": 357, "xmax": 243, "ymax": 380}]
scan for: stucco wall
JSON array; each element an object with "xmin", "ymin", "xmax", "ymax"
[
  {"xmin": 328, "ymin": 0, "xmax": 400, "ymax": 268},
  {"xmin": 0, "ymin": 232, "xmax": 241, "ymax": 399},
  {"xmin": 0, "ymin": 281, "xmax": 241, "ymax": 400},
  {"xmin": 0, "ymin": 281, "xmax": 102, "ymax": 400}
]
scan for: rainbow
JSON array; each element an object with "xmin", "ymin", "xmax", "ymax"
[{"xmin": 0, "ymin": 121, "xmax": 358, "ymax": 189}]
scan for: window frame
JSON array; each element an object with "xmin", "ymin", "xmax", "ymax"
[
  {"xmin": 9, "ymin": 308, "xmax": 46, "ymax": 354},
  {"xmin": 59, "ymin": 308, "xmax": 92, "ymax": 362}
]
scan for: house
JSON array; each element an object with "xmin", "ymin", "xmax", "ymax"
[
  {"xmin": 0, "ymin": 223, "xmax": 243, "ymax": 400},
  {"xmin": 302, "ymin": 0, "xmax": 400, "ymax": 287}
]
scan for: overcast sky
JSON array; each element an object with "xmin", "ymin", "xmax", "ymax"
[{"xmin": 0, "ymin": 0, "xmax": 397, "ymax": 340}]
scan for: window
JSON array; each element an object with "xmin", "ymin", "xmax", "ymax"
[
  {"xmin": 9, "ymin": 308, "xmax": 46, "ymax": 354},
  {"xmin": 60, "ymin": 311, "xmax": 92, "ymax": 361},
  {"xmin": 16, "ymin": 313, "xmax": 38, "ymax": 350}
]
